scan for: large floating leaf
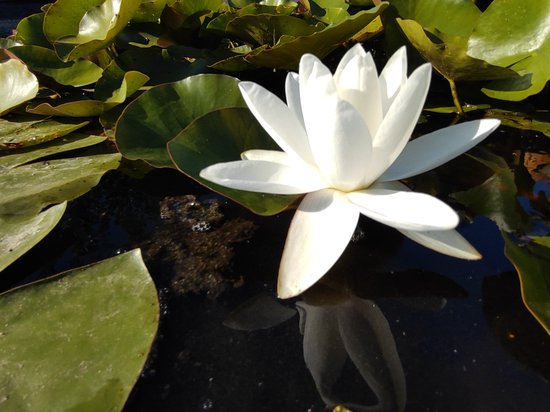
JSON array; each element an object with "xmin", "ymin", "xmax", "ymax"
[
  {"xmin": 0, "ymin": 202, "xmax": 67, "ymax": 272},
  {"xmin": 504, "ymin": 234, "xmax": 550, "ymax": 334},
  {"xmin": 116, "ymin": 74, "xmax": 246, "ymax": 168},
  {"xmin": 0, "ymin": 153, "xmax": 121, "ymax": 215},
  {"xmin": 44, "ymin": 0, "xmax": 140, "ymax": 61},
  {"xmin": 0, "ymin": 60, "xmax": 39, "ymax": 116},
  {"xmin": 14, "ymin": 13, "xmax": 51, "ymax": 48},
  {"xmin": 168, "ymin": 107, "xmax": 300, "ymax": 215},
  {"xmin": 0, "ymin": 115, "xmax": 89, "ymax": 150},
  {"xmin": 0, "ymin": 249, "xmax": 159, "ymax": 411},
  {"xmin": 468, "ymin": 0, "xmax": 550, "ymax": 100},
  {"xmin": 9, "ymin": 45, "xmax": 103, "ymax": 87}
]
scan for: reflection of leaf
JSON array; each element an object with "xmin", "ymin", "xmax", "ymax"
[
  {"xmin": 504, "ymin": 234, "xmax": 550, "ymax": 334},
  {"xmin": 0, "ymin": 202, "xmax": 66, "ymax": 272},
  {"xmin": 451, "ymin": 150, "xmax": 527, "ymax": 232},
  {"xmin": 0, "ymin": 249, "xmax": 159, "ymax": 411},
  {"xmin": 0, "ymin": 153, "xmax": 121, "ymax": 215},
  {"xmin": 0, "ymin": 115, "xmax": 89, "ymax": 149},
  {"xmin": 0, "ymin": 60, "xmax": 39, "ymax": 116},
  {"xmin": 468, "ymin": 0, "xmax": 550, "ymax": 100},
  {"xmin": 116, "ymin": 74, "xmax": 247, "ymax": 168},
  {"xmin": 168, "ymin": 107, "xmax": 301, "ymax": 215},
  {"xmin": 485, "ymin": 109, "xmax": 550, "ymax": 139}
]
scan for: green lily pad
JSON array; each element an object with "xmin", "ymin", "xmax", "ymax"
[
  {"xmin": 44, "ymin": 0, "xmax": 140, "ymax": 61},
  {"xmin": 0, "ymin": 153, "xmax": 121, "ymax": 215},
  {"xmin": 168, "ymin": 107, "xmax": 300, "ymax": 215},
  {"xmin": 532, "ymin": 236, "xmax": 550, "ymax": 249},
  {"xmin": 484, "ymin": 109, "xmax": 550, "ymax": 139},
  {"xmin": 132, "ymin": 0, "xmax": 168, "ymax": 23},
  {"xmin": 26, "ymin": 99, "xmax": 110, "ymax": 117},
  {"xmin": 504, "ymin": 234, "xmax": 550, "ymax": 335},
  {"xmin": 93, "ymin": 62, "xmax": 149, "ymax": 103},
  {"xmin": 0, "ymin": 133, "xmax": 107, "ymax": 170},
  {"xmin": 0, "ymin": 249, "xmax": 159, "ymax": 411},
  {"xmin": 0, "ymin": 202, "xmax": 67, "ymax": 272},
  {"xmin": 468, "ymin": 0, "xmax": 550, "ymax": 100},
  {"xmin": 0, "ymin": 115, "xmax": 89, "ymax": 150},
  {"xmin": 14, "ymin": 13, "xmax": 51, "ymax": 48},
  {"xmin": 115, "ymin": 74, "xmax": 246, "ymax": 168},
  {"xmin": 396, "ymin": 19, "xmax": 517, "ymax": 82},
  {"xmin": 0, "ymin": 59, "xmax": 39, "ymax": 116},
  {"xmin": 9, "ymin": 45, "xmax": 103, "ymax": 87}
]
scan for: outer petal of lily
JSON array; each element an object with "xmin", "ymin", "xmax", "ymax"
[
  {"xmin": 347, "ymin": 184, "xmax": 459, "ymax": 231},
  {"xmin": 367, "ymin": 63, "xmax": 432, "ymax": 184},
  {"xmin": 379, "ymin": 119, "xmax": 501, "ymax": 182},
  {"xmin": 399, "ymin": 228, "xmax": 482, "ymax": 260},
  {"xmin": 278, "ymin": 189, "xmax": 359, "ymax": 298},
  {"xmin": 285, "ymin": 72, "xmax": 305, "ymax": 129},
  {"xmin": 333, "ymin": 45, "xmax": 383, "ymax": 138},
  {"xmin": 378, "ymin": 46, "xmax": 407, "ymax": 115},
  {"xmin": 200, "ymin": 160, "xmax": 326, "ymax": 195},
  {"xmin": 299, "ymin": 55, "xmax": 373, "ymax": 191},
  {"xmin": 241, "ymin": 149, "xmax": 293, "ymax": 165},
  {"xmin": 0, "ymin": 60, "xmax": 39, "ymax": 116},
  {"xmin": 239, "ymin": 81, "xmax": 315, "ymax": 165}
]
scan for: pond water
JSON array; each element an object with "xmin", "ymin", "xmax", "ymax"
[{"xmin": 2, "ymin": 119, "xmax": 549, "ymax": 411}]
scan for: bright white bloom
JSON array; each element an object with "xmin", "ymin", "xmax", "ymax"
[
  {"xmin": 200, "ymin": 45, "xmax": 500, "ymax": 298},
  {"xmin": 0, "ymin": 59, "xmax": 39, "ymax": 116}
]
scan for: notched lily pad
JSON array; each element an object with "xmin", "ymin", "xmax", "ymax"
[{"xmin": 0, "ymin": 249, "xmax": 159, "ymax": 412}]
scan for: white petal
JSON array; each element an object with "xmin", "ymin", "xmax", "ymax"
[
  {"xmin": 379, "ymin": 119, "xmax": 501, "ymax": 182},
  {"xmin": 399, "ymin": 228, "xmax": 482, "ymax": 260},
  {"xmin": 0, "ymin": 60, "xmax": 39, "ymax": 116},
  {"xmin": 241, "ymin": 149, "xmax": 292, "ymax": 164},
  {"xmin": 347, "ymin": 183, "xmax": 459, "ymax": 231},
  {"xmin": 285, "ymin": 72, "xmax": 305, "ymax": 129},
  {"xmin": 239, "ymin": 81, "xmax": 315, "ymax": 165},
  {"xmin": 366, "ymin": 63, "xmax": 432, "ymax": 184},
  {"xmin": 200, "ymin": 160, "xmax": 326, "ymax": 195},
  {"xmin": 299, "ymin": 55, "xmax": 373, "ymax": 191},
  {"xmin": 379, "ymin": 46, "xmax": 407, "ymax": 115},
  {"xmin": 278, "ymin": 189, "xmax": 359, "ymax": 298},
  {"xmin": 334, "ymin": 46, "xmax": 383, "ymax": 138}
]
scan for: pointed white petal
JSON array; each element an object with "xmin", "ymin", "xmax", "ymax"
[
  {"xmin": 379, "ymin": 46, "xmax": 407, "ymax": 115},
  {"xmin": 334, "ymin": 47, "xmax": 383, "ymax": 138},
  {"xmin": 239, "ymin": 81, "xmax": 315, "ymax": 165},
  {"xmin": 299, "ymin": 55, "xmax": 373, "ymax": 191},
  {"xmin": 379, "ymin": 119, "xmax": 501, "ymax": 182},
  {"xmin": 399, "ymin": 228, "xmax": 482, "ymax": 260},
  {"xmin": 200, "ymin": 160, "xmax": 326, "ymax": 194},
  {"xmin": 285, "ymin": 72, "xmax": 305, "ymax": 129},
  {"xmin": 241, "ymin": 149, "xmax": 293, "ymax": 165},
  {"xmin": 0, "ymin": 59, "xmax": 39, "ymax": 116},
  {"xmin": 366, "ymin": 63, "xmax": 432, "ymax": 183},
  {"xmin": 278, "ymin": 190, "xmax": 359, "ymax": 298},
  {"xmin": 347, "ymin": 183, "xmax": 459, "ymax": 231}
]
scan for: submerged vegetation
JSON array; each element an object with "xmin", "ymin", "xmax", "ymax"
[{"xmin": 1, "ymin": 0, "xmax": 549, "ymax": 410}]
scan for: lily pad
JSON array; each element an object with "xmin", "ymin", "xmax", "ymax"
[
  {"xmin": 14, "ymin": 13, "xmax": 51, "ymax": 48},
  {"xmin": 504, "ymin": 234, "xmax": 550, "ymax": 334},
  {"xmin": 0, "ymin": 115, "xmax": 89, "ymax": 149},
  {"xmin": 116, "ymin": 74, "xmax": 247, "ymax": 168},
  {"xmin": 468, "ymin": 0, "xmax": 550, "ymax": 100},
  {"xmin": 0, "ymin": 249, "xmax": 159, "ymax": 411},
  {"xmin": 168, "ymin": 107, "xmax": 300, "ymax": 215},
  {"xmin": 0, "ymin": 59, "xmax": 39, "ymax": 116},
  {"xmin": 0, "ymin": 202, "xmax": 67, "ymax": 272},
  {"xmin": 0, "ymin": 153, "xmax": 121, "ymax": 215}
]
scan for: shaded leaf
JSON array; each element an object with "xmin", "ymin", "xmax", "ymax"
[
  {"xmin": 0, "ymin": 249, "xmax": 159, "ymax": 411},
  {"xmin": 14, "ymin": 13, "xmax": 51, "ymax": 48},
  {"xmin": 116, "ymin": 74, "xmax": 246, "ymax": 168},
  {"xmin": 0, "ymin": 202, "xmax": 66, "ymax": 272},
  {"xmin": 168, "ymin": 107, "xmax": 300, "ymax": 215}
]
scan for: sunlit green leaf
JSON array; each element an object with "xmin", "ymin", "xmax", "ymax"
[
  {"xmin": 0, "ymin": 60, "xmax": 39, "ymax": 116},
  {"xmin": 0, "ymin": 115, "xmax": 89, "ymax": 150},
  {"xmin": 0, "ymin": 249, "xmax": 159, "ymax": 411},
  {"xmin": 504, "ymin": 234, "xmax": 550, "ymax": 335},
  {"xmin": 0, "ymin": 202, "xmax": 66, "ymax": 272},
  {"xmin": 27, "ymin": 99, "xmax": 110, "ymax": 117},
  {"xmin": 116, "ymin": 74, "xmax": 246, "ymax": 168},
  {"xmin": 10, "ymin": 45, "xmax": 103, "ymax": 87},
  {"xmin": 168, "ymin": 107, "xmax": 300, "ymax": 215},
  {"xmin": 468, "ymin": 0, "xmax": 550, "ymax": 100},
  {"xmin": 0, "ymin": 153, "xmax": 121, "ymax": 215},
  {"xmin": 132, "ymin": 0, "xmax": 168, "ymax": 23}
]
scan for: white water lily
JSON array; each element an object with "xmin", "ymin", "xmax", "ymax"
[
  {"xmin": 200, "ymin": 45, "xmax": 500, "ymax": 298},
  {"xmin": 0, "ymin": 59, "xmax": 39, "ymax": 116}
]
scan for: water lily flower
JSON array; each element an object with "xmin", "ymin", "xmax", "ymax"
[
  {"xmin": 0, "ymin": 59, "xmax": 39, "ymax": 116},
  {"xmin": 200, "ymin": 45, "xmax": 500, "ymax": 298}
]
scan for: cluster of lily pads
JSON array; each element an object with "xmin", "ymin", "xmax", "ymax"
[{"xmin": 1, "ymin": 0, "xmax": 550, "ymax": 410}]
